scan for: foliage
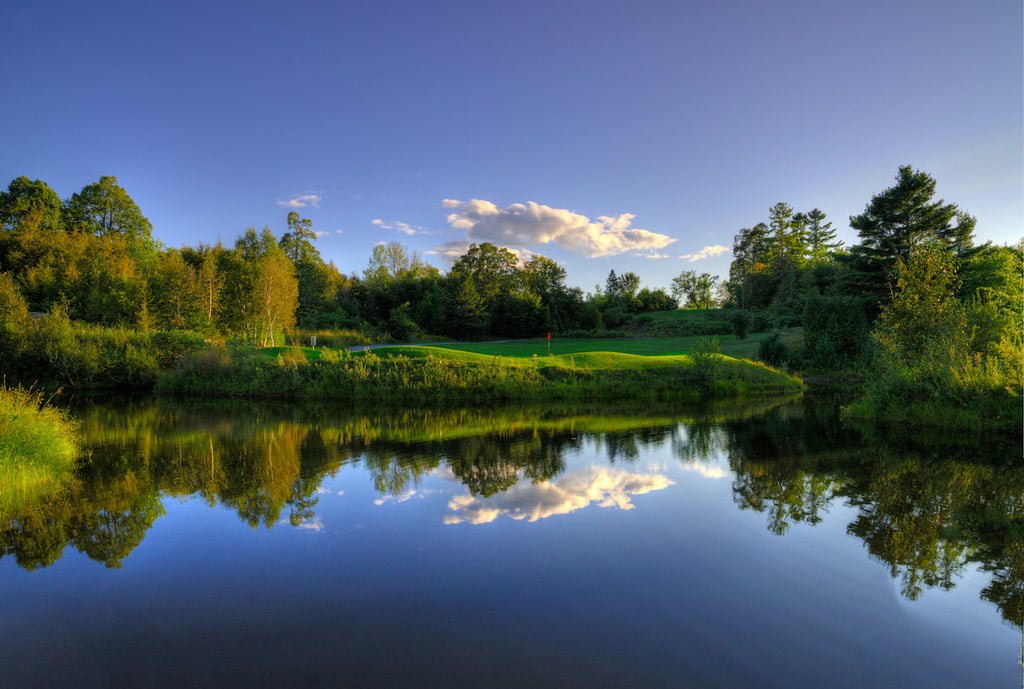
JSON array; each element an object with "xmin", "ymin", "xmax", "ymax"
[
  {"xmin": 0, "ymin": 385, "xmax": 78, "ymax": 518},
  {"xmin": 726, "ymin": 204, "xmax": 843, "ymax": 315},
  {"xmin": 1, "ymin": 314, "xmax": 207, "ymax": 391},
  {"xmin": 800, "ymin": 294, "xmax": 870, "ymax": 370},
  {"xmin": 730, "ymin": 309, "xmax": 750, "ymax": 340},
  {"xmin": 0, "ymin": 177, "xmax": 64, "ymax": 234},
  {"xmin": 671, "ymin": 270, "xmax": 720, "ymax": 309},
  {"xmin": 843, "ymin": 165, "xmax": 975, "ymax": 308},
  {"xmin": 757, "ymin": 332, "xmax": 790, "ymax": 368},
  {"xmin": 845, "ymin": 244, "xmax": 1022, "ymax": 431}
]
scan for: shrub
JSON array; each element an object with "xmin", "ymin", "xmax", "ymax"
[
  {"xmin": 801, "ymin": 294, "xmax": 870, "ymax": 369},
  {"xmin": 730, "ymin": 310, "xmax": 751, "ymax": 340},
  {"xmin": 757, "ymin": 332, "xmax": 790, "ymax": 367}
]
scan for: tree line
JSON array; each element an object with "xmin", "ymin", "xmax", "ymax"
[
  {"xmin": 0, "ymin": 176, "xmax": 694, "ymax": 343},
  {"xmin": 0, "ymin": 167, "xmax": 1019, "ymax": 357}
]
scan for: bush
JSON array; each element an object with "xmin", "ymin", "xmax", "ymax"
[
  {"xmin": 149, "ymin": 330, "xmax": 208, "ymax": 370},
  {"xmin": 730, "ymin": 310, "xmax": 751, "ymax": 340},
  {"xmin": 801, "ymin": 294, "xmax": 870, "ymax": 369},
  {"xmin": 757, "ymin": 332, "xmax": 790, "ymax": 367},
  {"xmin": 750, "ymin": 311, "xmax": 771, "ymax": 334}
]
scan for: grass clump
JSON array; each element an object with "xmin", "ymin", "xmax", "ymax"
[{"xmin": 0, "ymin": 386, "xmax": 79, "ymax": 517}]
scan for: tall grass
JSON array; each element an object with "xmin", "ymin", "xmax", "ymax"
[{"xmin": 0, "ymin": 385, "xmax": 79, "ymax": 517}]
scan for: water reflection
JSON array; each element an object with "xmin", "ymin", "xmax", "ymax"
[
  {"xmin": 0, "ymin": 393, "xmax": 1020, "ymax": 630},
  {"xmin": 444, "ymin": 465, "xmax": 674, "ymax": 524}
]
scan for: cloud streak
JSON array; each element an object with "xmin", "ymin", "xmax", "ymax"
[
  {"xmin": 441, "ymin": 199, "xmax": 675, "ymax": 258},
  {"xmin": 276, "ymin": 193, "xmax": 322, "ymax": 208},
  {"xmin": 678, "ymin": 245, "xmax": 730, "ymax": 262},
  {"xmin": 372, "ymin": 218, "xmax": 426, "ymax": 236}
]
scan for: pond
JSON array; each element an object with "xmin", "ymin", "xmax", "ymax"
[{"xmin": 1, "ymin": 392, "xmax": 1021, "ymax": 688}]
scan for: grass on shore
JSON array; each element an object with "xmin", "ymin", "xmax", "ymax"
[
  {"xmin": 0, "ymin": 386, "xmax": 79, "ymax": 517},
  {"xmin": 157, "ymin": 343, "xmax": 804, "ymax": 402}
]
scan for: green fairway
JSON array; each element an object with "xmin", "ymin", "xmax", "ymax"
[
  {"xmin": 415, "ymin": 331, "xmax": 799, "ymax": 361},
  {"xmin": 166, "ymin": 337, "xmax": 803, "ymax": 402}
]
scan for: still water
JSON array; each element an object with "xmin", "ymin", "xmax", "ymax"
[{"xmin": 1, "ymin": 393, "xmax": 1021, "ymax": 688}]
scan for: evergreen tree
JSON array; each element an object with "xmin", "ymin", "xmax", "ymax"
[
  {"xmin": 728, "ymin": 222, "xmax": 777, "ymax": 310},
  {"xmin": 844, "ymin": 165, "xmax": 975, "ymax": 306},
  {"xmin": 768, "ymin": 202, "xmax": 806, "ymax": 302},
  {"xmin": 804, "ymin": 208, "xmax": 841, "ymax": 264}
]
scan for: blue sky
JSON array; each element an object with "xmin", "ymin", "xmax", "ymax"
[{"xmin": 3, "ymin": 0, "xmax": 1020, "ymax": 293}]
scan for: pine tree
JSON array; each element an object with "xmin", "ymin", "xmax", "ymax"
[
  {"xmin": 804, "ymin": 208, "xmax": 842, "ymax": 264},
  {"xmin": 845, "ymin": 165, "xmax": 975, "ymax": 306}
]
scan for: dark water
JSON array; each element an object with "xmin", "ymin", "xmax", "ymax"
[{"xmin": 1, "ymin": 393, "xmax": 1021, "ymax": 688}]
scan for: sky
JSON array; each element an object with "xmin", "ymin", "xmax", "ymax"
[{"xmin": 2, "ymin": 0, "xmax": 1021, "ymax": 293}]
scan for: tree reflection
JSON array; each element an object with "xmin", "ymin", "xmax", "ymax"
[
  {"xmin": 0, "ymin": 394, "xmax": 1020, "ymax": 629},
  {"xmin": 718, "ymin": 393, "xmax": 1024, "ymax": 627}
]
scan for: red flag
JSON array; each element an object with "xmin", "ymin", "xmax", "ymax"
[{"xmin": 547, "ymin": 332, "xmax": 551, "ymax": 339}]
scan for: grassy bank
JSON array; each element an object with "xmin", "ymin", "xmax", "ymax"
[
  {"xmin": 0, "ymin": 386, "xmax": 79, "ymax": 517},
  {"xmin": 841, "ymin": 363, "xmax": 1022, "ymax": 434},
  {"xmin": 156, "ymin": 344, "xmax": 803, "ymax": 402}
]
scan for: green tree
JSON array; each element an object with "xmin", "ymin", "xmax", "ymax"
[
  {"xmin": 874, "ymin": 243, "xmax": 964, "ymax": 361},
  {"xmin": 0, "ymin": 177, "xmax": 64, "ymax": 234},
  {"xmin": 443, "ymin": 273, "xmax": 487, "ymax": 340},
  {"xmin": 671, "ymin": 270, "xmax": 720, "ymax": 309},
  {"xmin": 63, "ymin": 176, "xmax": 160, "ymax": 274},
  {"xmin": 845, "ymin": 165, "xmax": 975, "ymax": 306},
  {"xmin": 804, "ymin": 208, "xmax": 842, "ymax": 264},
  {"xmin": 522, "ymin": 254, "xmax": 568, "ymax": 330},
  {"xmin": 150, "ymin": 249, "xmax": 199, "ymax": 329},
  {"xmin": 728, "ymin": 223, "xmax": 771, "ymax": 309},
  {"xmin": 279, "ymin": 211, "xmax": 319, "ymax": 265},
  {"xmin": 768, "ymin": 202, "xmax": 806, "ymax": 302},
  {"xmin": 635, "ymin": 287, "xmax": 677, "ymax": 312},
  {"xmin": 251, "ymin": 232, "xmax": 298, "ymax": 347},
  {"xmin": 363, "ymin": 241, "xmax": 430, "ymax": 286},
  {"xmin": 605, "ymin": 270, "xmax": 640, "ymax": 299},
  {"xmin": 225, "ymin": 227, "xmax": 298, "ymax": 345},
  {"xmin": 450, "ymin": 243, "xmax": 519, "ymax": 302},
  {"xmin": 194, "ymin": 244, "xmax": 224, "ymax": 332}
]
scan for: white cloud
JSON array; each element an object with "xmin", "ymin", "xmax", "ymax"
[
  {"xmin": 443, "ymin": 465, "xmax": 674, "ymax": 525},
  {"xmin": 426, "ymin": 241, "xmax": 472, "ymax": 264},
  {"xmin": 440, "ymin": 199, "xmax": 676, "ymax": 258},
  {"xmin": 278, "ymin": 516, "xmax": 325, "ymax": 532},
  {"xmin": 681, "ymin": 462, "xmax": 730, "ymax": 479},
  {"xmin": 372, "ymin": 218, "xmax": 426, "ymax": 236},
  {"xmin": 426, "ymin": 240, "xmax": 536, "ymax": 266},
  {"xmin": 678, "ymin": 245, "xmax": 730, "ymax": 262},
  {"xmin": 314, "ymin": 230, "xmax": 329, "ymax": 238},
  {"xmin": 276, "ymin": 193, "xmax": 323, "ymax": 209},
  {"xmin": 642, "ymin": 253, "xmax": 673, "ymax": 259},
  {"xmin": 374, "ymin": 490, "xmax": 421, "ymax": 506}
]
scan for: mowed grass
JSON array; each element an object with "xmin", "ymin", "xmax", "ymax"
[{"xmin": 411, "ymin": 330, "xmax": 802, "ymax": 361}]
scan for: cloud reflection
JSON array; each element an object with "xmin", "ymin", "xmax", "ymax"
[{"xmin": 444, "ymin": 465, "xmax": 673, "ymax": 525}]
